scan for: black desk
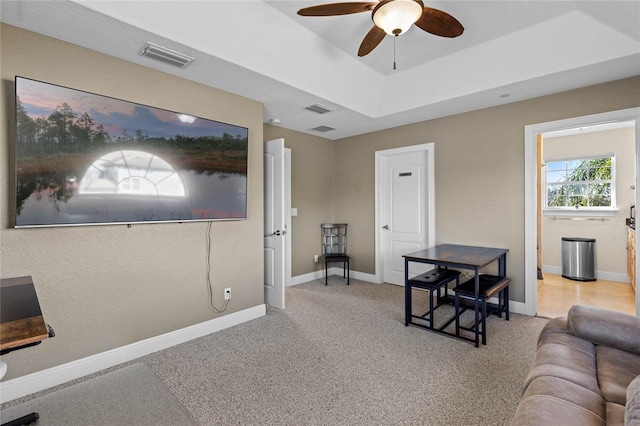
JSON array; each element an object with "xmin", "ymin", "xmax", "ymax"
[
  {"xmin": 403, "ymin": 244, "xmax": 508, "ymax": 347},
  {"xmin": 1, "ymin": 276, "xmax": 53, "ymax": 426},
  {"xmin": 1, "ymin": 276, "xmax": 49, "ymax": 354}
]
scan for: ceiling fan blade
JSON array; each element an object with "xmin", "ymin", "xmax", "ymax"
[
  {"xmin": 358, "ymin": 25, "xmax": 386, "ymax": 57},
  {"xmin": 298, "ymin": 2, "xmax": 377, "ymax": 16},
  {"xmin": 415, "ymin": 7, "xmax": 464, "ymax": 38}
]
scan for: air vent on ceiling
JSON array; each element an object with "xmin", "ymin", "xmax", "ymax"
[
  {"xmin": 305, "ymin": 103, "xmax": 336, "ymax": 114},
  {"xmin": 140, "ymin": 42, "xmax": 195, "ymax": 68},
  {"xmin": 311, "ymin": 125, "xmax": 336, "ymax": 133}
]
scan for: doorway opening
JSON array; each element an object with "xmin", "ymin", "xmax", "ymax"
[{"xmin": 524, "ymin": 108, "xmax": 640, "ymax": 317}]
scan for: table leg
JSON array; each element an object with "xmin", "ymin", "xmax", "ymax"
[
  {"xmin": 499, "ymin": 253, "xmax": 508, "ymax": 321},
  {"xmin": 474, "ymin": 271, "xmax": 480, "ymax": 347},
  {"xmin": 455, "ymin": 290, "xmax": 460, "ymax": 336},
  {"xmin": 404, "ymin": 258, "xmax": 411, "ymax": 326},
  {"xmin": 347, "ymin": 260, "xmax": 350, "ymax": 285},
  {"xmin": 481, "ymin": 295, "xmax": 487, "ymax": 345},
  {"xmin": 325, "ymin": 259, "xmax": 328, "ymax": 286}
]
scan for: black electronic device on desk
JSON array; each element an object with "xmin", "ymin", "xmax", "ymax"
[{"xmin": 1, "ymin": 276, "xmax": 55, "ymax": 426}]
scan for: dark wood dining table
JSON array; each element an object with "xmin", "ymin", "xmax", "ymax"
[{"xmin": 403, "ymin": 244, "xmax": 509, "ymax": 347}]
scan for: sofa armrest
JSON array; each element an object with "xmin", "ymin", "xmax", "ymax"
[
  {"xmin": 537, "ymin": 316, "xmax": 569, "ymax": 347},
  {"xmin": 567, "ymin": 304, "xmax": 640, "ymax": 356},
  {"xmin": 626, "ymin": 375, "xmax": 640, "ymax": 426}
]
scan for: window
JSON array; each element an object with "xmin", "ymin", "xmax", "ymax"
[{"xmin": 545, "ymin": 155, "xmax": 615, "ymax": 211}]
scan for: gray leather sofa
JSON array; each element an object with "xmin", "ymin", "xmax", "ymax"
[{"xmin": 511, "ymin": 304, "xmax": 640, "ymax": 425}]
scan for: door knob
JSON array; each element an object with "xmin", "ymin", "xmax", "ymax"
[{"xmin": 382, "ymin": 225, "xmax": 390, "ymax": 230}]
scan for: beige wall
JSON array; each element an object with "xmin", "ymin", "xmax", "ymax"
[
  {"xmin": 265, "ymin": 78, "xmax": 639, "ymax": 302},
  {"xmin": 332, "ymin": 76, "xmax": 640, "ymax": 303},
  {"xmin": 263, "ymin": 125, "xmax": 335, "ymax": 276},
  {"xmin": 542, "ymin": 127, "xmax": 636, "ymax": 276},
  {"xmin": 0, "ymin": 24, "xmax": 264, "ymax": 380}
]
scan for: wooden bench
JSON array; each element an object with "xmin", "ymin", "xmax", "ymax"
[
  {"xmin": 407, "ymin": 268, "xmax": 461, "ymax": 330},
  {"xmin": 453, "ymin": 274, "xmax": 510, "ymax": 345}
]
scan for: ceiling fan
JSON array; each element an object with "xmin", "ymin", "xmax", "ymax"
[{"xmin": 297, "ymin": 0, "xmax": 464, "ymax": 57}]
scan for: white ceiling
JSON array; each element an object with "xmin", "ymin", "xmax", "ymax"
[{"xmin": 1, "ymin": 1, "xmax": 639, "ymax": 140}]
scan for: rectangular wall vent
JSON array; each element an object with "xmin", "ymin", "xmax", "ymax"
[
  {"xmin": 305, "ymin": 103, "xmax": 336, "ymax": 114},
  {"xmin": 140, "ymin": 42, "xmax": 195, "ymax": 68},
  {"xmin": 311, "ymin": 125, "xmax": 336, "ymax": 133}
]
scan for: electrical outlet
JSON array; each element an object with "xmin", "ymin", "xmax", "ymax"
[
  {"xmin": 314, "ymin": 254, "xmax": 319, "ymax": 263},
  {"xmin": 224, "ymin": 288, "xmax": 231, "ymax": 300}
]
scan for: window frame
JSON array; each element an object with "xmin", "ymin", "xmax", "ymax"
[{"xmin": 543, "ymin": 154, "xmax": 617, "ymax": 217}]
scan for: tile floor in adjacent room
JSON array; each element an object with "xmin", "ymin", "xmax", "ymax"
[{"xmin": 537, "ymin": 273, "xmax": 636, "ymax": 319}]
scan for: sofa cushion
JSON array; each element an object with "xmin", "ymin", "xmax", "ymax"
[
  {"xmin": 524, "ymin": 333, "xmax": 599, "ymax": 394},
  {"xmin": 510, "ymin": 376, "xmax": 605, "ymax": 426},
  {"xmin": 626, "ymin": 375, "xmax": 640, "ymax": 426},
  {"xmin": 510, "ymin": 396, "xmax": 606, "ymax": 426},
  {"xmin": 605, "ymin": 402, "xmax": 625, "ymax": 426},
  {"xmin": 596, "ymin": 346, "xmax": 640, "ymax": 405},
  {"xmin": 568, "ymin": 304, "xmax": 640, "ymax": 356},
  {"xmin": 537, "ymin": 330, "xmax": 597, "ymax": 357}
]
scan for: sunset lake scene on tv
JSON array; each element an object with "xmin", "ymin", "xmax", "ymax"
[{"xmin": 15, "ymin": 77, "xmax": 249, "ymax": 227}]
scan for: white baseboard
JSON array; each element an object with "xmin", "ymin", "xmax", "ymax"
[
  {"xmin": 291, "ymin": 271, "xmax": 529, "ymax": 315},
  {"xmin": 0, "ymin": 304, "xmax": 266, "ymax": 404},
  {"xmin": 289, "ymin": 270, "xmax": 323, "ymax": 286},
  {"xmin": 290, "ymin": 268, "xmax": 378, "ymax": 287},
  {"xmin": 350, "ymin": 270, "xmax": 378, "ymax": 283},
  {"xmin": 595, "ymin": 271, "xmax": 629, "ymax": 282},
  {"xmin": 496, "ymin": 299, "xmax": 526, "ymax": 315},
  {"xmin": 543, "ymin": 265, "xmax": 629, "ymax": 282}
]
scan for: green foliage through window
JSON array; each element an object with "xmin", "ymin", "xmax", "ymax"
[{"xmin": 546, "ymin": 157, "xmax": 613, "ymax": 208}]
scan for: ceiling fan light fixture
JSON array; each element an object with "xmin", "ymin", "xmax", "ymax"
[{"xmin": 373, "ymin": 0, "xmax": 424, "ymax": 36}]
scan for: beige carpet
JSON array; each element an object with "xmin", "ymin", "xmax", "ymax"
[
  {"xmin": 1, "ymin": 279, "xmax": 549, "ymax": 425},
  {"xmin": 144, "ymin": 279, "xmax": 548, "ymax": 425},
  {"xmin": 0, "ymin": 362, "xmax": 197, "ymax": 425}
]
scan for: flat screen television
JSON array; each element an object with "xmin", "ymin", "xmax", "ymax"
[{"xmin": 14, "ymin": 76, "xmax": 249, "ymax": 228}]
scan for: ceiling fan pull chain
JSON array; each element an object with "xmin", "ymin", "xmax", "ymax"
[{"xmin": 393, "ymin": 35, "xmax": 397, "ymax": 70}]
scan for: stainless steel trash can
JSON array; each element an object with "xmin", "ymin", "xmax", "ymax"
[{"xmin": 561, "ymin": 237, "xmax": 596, "ymax": 281}]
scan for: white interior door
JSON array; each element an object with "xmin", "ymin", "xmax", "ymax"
[
  {"xmin": 264, "ymin": 138, "xmax": 285, "ymax": 309},
  {"xmin": 377, "ymin": 144, "xmax": 435, "ymax": 285}
]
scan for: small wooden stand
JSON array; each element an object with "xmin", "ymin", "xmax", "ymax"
[{"xmin": 1, "ymin": 276, "xmax": 53, "ymax": 426}]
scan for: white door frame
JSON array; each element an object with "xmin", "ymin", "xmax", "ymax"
[
  {"xmin": 284, "ymin": 148, "xmax": 292, "ymax": 289},
  {"xmin": 375, "ymin": 143, "xmax": 436, "ymax": 284},
  {"xmin": 524, "ymin": 107, "xmax": 640, "ymax": 316}
]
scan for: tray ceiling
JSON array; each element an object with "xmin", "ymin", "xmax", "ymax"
[{"xmin": 1, "ymin": 1, "xmax": 639, "ymax": 140}]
